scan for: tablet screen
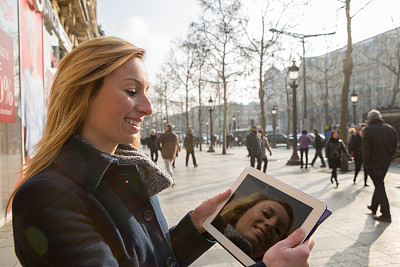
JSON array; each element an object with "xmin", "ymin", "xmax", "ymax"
[{"xmin": 210, "ymin": 173, "xmax": 313, "ymax": 262}]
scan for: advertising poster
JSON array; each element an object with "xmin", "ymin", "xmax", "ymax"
[
  {"xmin": 0, "ymin": 26, "xmax": 14, "ymax": 122},
  {"xmin": 19, "ymin": 0, "xmax": 45, "ymax": 159}
]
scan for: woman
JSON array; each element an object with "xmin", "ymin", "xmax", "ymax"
[
  {"xmin": 213, "ymin": 192, "xmax": 294, "ymax": 261},
  {"xmin": 349, "ymin": 126, "xmax": 369, "ymax": 186},
  {"xmin": 326, "ymin": 130, "xmax": 349, "ymax": 188},
  {"xmin": 298, "ymin": 130, "xmax": 312, "ymax": 169},
  {"xmin": 9, "ymin": 37, "xmax": 312, "ymax": 267}
]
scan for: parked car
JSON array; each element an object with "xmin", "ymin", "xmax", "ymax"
[{"xmin": 266, "ymin": 133, "xmax": 291, "ymax": 144}]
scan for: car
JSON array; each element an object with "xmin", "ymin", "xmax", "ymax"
[{"xmin": 266, "ymin": 133, "xmax": 291, "ymax": 144}]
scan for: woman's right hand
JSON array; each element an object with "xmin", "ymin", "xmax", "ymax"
[{"xmin": 262, "ymin": 228, "xmax": 314, "ymax": 267}]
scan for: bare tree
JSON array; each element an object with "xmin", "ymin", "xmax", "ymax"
[
  {"xmin": 167, "ymin": 39, "xmax": 197, "ymax": 132},
  {"xmin": 193, "ymin": 0, "xmax": 244, "ymax": 154},
  {"xmin": 338, "ymin": 0, "xmax": 374, "ymax": 171}
]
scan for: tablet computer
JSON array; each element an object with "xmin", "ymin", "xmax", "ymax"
[{"xmin": 202, "ymin": 166, "xmax": 332, "ymax": 266}]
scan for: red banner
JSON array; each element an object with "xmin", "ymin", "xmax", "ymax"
[{"xmin": 0, "ymin": 27, "xmax": 15, "ymax": 123}]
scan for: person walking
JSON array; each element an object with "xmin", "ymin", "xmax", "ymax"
[
  {"xmin": 326, "ymin": 130, "xmax": 349, "ymax": 188},
  {"xmin": 349, "ymin": 126, "xmax": 369, "ymax": 186},
  {"xmin": 310, "ymin": 129, "xmax": 326, "ymax": 168},
  {"xmin": 298, "ymin": 130, "xmax": 312, "ymax": 169},
  {"xmin": 246, "ymin": 126, "xmax": 262, "ymax": 170},
  {"xmin": 155, "ymin": 123, "xmax": 179, "ymax": 184},
  {"xmin": 259, "ymin": 130, "xmax": 272, "ymax": 173},
  {"xmin": 184, "ymin": 129, "xmax": 198, "ymax": 167},
  {"xmin": 145, "ymin": 129, "xmax": 158, "ymax": 163},
  {"xmin": 363, "ymin": 109, "xmax": 398, "ymax": 223}
]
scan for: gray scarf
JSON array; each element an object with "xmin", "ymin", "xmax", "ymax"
[{"xmin": 113, "ymin": 144, "xmax": 173, "ymax": 196}]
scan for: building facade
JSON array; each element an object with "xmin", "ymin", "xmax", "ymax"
[{"xmin": 0, "ymin": 0, "xmax": 101, "ymax": 224}]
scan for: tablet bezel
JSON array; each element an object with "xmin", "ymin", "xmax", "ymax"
[{"xmin": 202, "ymin": 166, "xmax": 327, "ymax": 266}]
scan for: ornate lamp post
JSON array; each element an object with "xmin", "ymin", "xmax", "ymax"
[
  {"xmin": 272, "ymin": 106, "xmax": 277, "ymax": 148},
  {"xmin": 207, "ymin": 97, "xmax": 215, "ymax": 152},
  {"xmin": 350, "ymin": 89, "xmax": 358, "ymax": 125},
  {"xmin": 232, "ymin": 115, "xmax": 236, "ymax": 132},
  {"xmin": 163, "ymin": 118, "xmax": 167, "ymax": 130},
  {"xmin": 206, "ymin": 122, "xmax": 209, "ymax": 144},
  {"xmin": 286, "ymin": 61, "xmax": 301, "ymax": 165}
]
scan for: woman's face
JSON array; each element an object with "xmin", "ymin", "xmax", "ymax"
[
  {"xmin": 80, "ymin": 57, "xmax": 152, "ymax": 154},
  {"xmin": 235, "ymin": 200, "xmax": 290, "ymax": 259},
  {"xmin": 332, "ymin": 131, "xmax": 339, "ymax": 139}
]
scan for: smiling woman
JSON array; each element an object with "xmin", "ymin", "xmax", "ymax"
[
  {"xmin": 215, "ymin": 192, "xmax": 294, "ymax": 260},
  {"xmin": 9, "ymin": 36, "xmax": 314, "ymax": 267}
]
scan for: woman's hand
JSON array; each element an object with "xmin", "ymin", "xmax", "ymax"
[
  {"xmin": 263, "ymin": 228, "xmax": 314, "ymax": 267},
  {"xmin": 190, "ymin": 189, "xmax": 231, "ymax": 233}
]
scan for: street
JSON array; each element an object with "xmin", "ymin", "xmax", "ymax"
[{"xmin": 1, "ymin": 145, "xmax": 399, "ymax": 266}]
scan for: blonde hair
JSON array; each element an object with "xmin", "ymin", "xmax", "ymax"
[{"xmin": 7, "ymin": 37, "xmax": 145, "ymax": 212}]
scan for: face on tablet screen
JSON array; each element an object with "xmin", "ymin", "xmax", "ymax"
[
  {"xmin": 212, "ymin": 192, "xmax": 294, "ymax": 259},
  {"xmin": 211, "ymin": 174, "xmax": 312, "ymax": 261}
]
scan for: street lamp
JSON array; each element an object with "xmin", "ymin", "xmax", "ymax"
[
  {"xmin": 207, "ymin": 97, "xmax": 215, "ymax": 152},
  {"xmin": 232, "ymin": 115, "xmax": 236, "ymax": 132},
  {"xmin": 163, "ymin": 118, "xmax": 167, "ymax": 130},
  {"xmin": 269, "ymin": 28, "xmax": 335, "ymax": 130},
  {"xmin": 272, "ymin": 106, "xmax": 277, "ymax": 148},
  {"xmin": 206, "ymin": 121, "xmax": 209, "ymax": 144},
  {"xmin": 286, "ymin": 61, "xmax": 301, "ymax": 165},
  {"xmin": 350, "ymin": 89, "xmax": 358, "ymax": 125}
]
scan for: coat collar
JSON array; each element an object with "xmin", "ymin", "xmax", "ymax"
[{"xmin": 54, "ymin": 135, "xmax": 173, "ymax": 196}]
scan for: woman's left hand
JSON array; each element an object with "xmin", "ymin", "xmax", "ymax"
[{"xmin": 190, "ymin": 189, "xmax": 231, "ymax": 233}]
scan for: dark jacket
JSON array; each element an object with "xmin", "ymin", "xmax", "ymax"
[
  {"xmin": 313, "ymin": 134, "xmax": 324, "ymax": 150},
  {"xmin": 246, "ymin": 131, "xmax": 261, "ymax": 156},
  {"xmin": 362, "ymin": 119, "xmax": 398, "ymax": 171},
  {"xmin": 349, "ymin": 133, "xmax": 362, "ymax": 157},
  {"xmin": 183, "ymin": 134, "xmax": 195, "ymax": 153},
  {"xmin": 155, "ymin": 131, "xmax": 179, "ymax": 160},
  {"xmin": 326, "ymin": 138, "xmax": 348, "ymax": 169},
  {"xmin": 146, "ymin": 134, "xmax": 158, "ymax": 152},
  {"xmin": 12, "ymin": 135, "xmax": 213, "ymax": 267}
]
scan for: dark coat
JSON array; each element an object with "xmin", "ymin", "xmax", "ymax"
[
  {"xmin": 362, "ymin": 119, "xmax": 398, "ymax": 171},
  {"xmin": 349, "ymin": 133, "xmax": 362, "ymax": 157},
  {"xmin": 12, "ymin": 135, "xmax": 213, "ymax": 267},
  {"xmin": 326, "ymin": 138, "xmax": 348, "ymax": 169},
  {"xmin": 183, "ymin": 134, "xmax": 195, "ymax": 153},
  {"xmin": 246, "ymin": 131, "xmax": 261, "ymax": 156},
  {"xmin": 313, "ymin": 134, "xmax": 324, "ymax": 150},
  {"xmin": 146, "ymin": 134, "xmax": 158, "ymax": 152}
]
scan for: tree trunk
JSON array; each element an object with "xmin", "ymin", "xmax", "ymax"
[{"xmin": 340, "ymin": 0, "xmax": 353, "ymax": 171}]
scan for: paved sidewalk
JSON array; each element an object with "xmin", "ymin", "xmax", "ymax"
[{"xmin": 1, "ymin": 145, "xmax": 399, "ymax": 266}]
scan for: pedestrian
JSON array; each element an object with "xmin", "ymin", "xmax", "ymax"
[
  {"xmin": 310, "ymin": 129, "xmax": 326, "ymax": 168},
  {"xmin": 259, "ymin": 130, "xmax": 272, "ymax": 173},
  {"xmin": 298, "ymin": 130, "xmax": 312, "ymax": 169},
  {"xmin": 155, "ymin": 123, "xmax": 179, "ymax": 184},
  {"xmin": 326, "ymin": 130, "xmax": 349, "ymax": 188},
  {"xmin": 171, "ymin": 144, "xmax": 180, "ymax": 168},
  {"xmin": 246, "ymin": 126, "xmax": 262, "ymax": 170},
  {"xmin": 362, "ymin": 109, "xmax": 398, "ymax": 223},
  {"xmin": 184, "ymin": 129, "xmax": 198, "ymax": 167},
  {"xmin": 349, "ymin": 126, "xmax": 368, "ymax": 186},
  {"xmin": 8, "ymin": 37, "xmax": 314, "ymax": 267},
  {"xmin": 145, "ymin": 129, "xmax": 158, "ymax": 163}
]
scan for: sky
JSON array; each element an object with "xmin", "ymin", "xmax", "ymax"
[{"xmin": 97, "ymin": 0, "xmax": 400, "ymax": 99}]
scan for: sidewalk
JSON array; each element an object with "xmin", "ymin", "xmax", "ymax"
[{"xmin": 1, "ymin": 145, "xmax": 399, "ymax": 266}]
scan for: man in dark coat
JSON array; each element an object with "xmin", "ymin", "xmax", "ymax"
[
  {"xmin": 362, "ymin": 109, "xmax": 398, "ymax": 223},
  {"xmin": 246, "ymin": 126, "xmax": 262, "ymax": 170},
  {"xmin": 184, "ymin": 129, "xmax": 198, "ymax": 167},
  {"xmin": 145, "ymin": 129, "xmax": 158, "ymax": 163},
  {"xmin": 310, "ymin": 129, "xmax": 326, "ymax": 168}
]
